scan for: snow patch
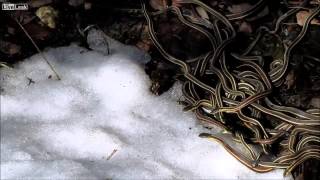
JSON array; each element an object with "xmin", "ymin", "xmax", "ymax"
[{"xmin": 0, "ymin": 35, "xmax": 292, "ymax": 179}]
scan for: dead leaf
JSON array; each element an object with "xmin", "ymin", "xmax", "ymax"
[
  {"xmin": 149, "ymin": 0, "xmax": 167, "ymax": 10},
  {"xmin": 284, "ymin": 70, "xmax": 296, "ymax": 90},
  {"xmin": 136, "ymin": 40, "xmax": 152, "ymax": 52},
  {"xmin": 228, "ymin": 3, "xmax": 252, "ymax": 14},
  {"xmin": 238, "ymin": 21, "xmax": 252, "ymax": 34},
  {"xmin": 0, "ymin": 41, "xmax": 21, "ymax": 56},
  {"xmin": 84, "ymin": 2, "xmax": 92, "ymax": 10},
  {"xmin": 7, "ymin": 27, "xmax": 15, "ymax": 35},
  {"xmin": 24, "ymin": 23, "xmax": 50, "ymax": 40},
  {"xmin": 296, "ymin": 11, "xmax": 320, "ymax": 26},
  {"xmin": 309, "ymin": 97, "xmax": 320, "ymax": 108},
  {"xmin": 36, "ymin": 6, "xmax": 58, "ymax": 29}
]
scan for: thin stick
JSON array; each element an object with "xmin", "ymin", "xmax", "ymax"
[
  {"xmin": 15, "ymin": 19, "xmax": 61, "ymax": 80},
  {"xmin": 106, "ymin": 149, "xmax": 118, "ymax": 160}
]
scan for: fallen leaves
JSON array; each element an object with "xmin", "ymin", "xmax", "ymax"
[
  {"xmin": 0, "ymin": 40, "xmax": 21, "ymax": 56},
  {"xmin": 284, "ymin": 70, "xmax": 296, "ymax": 90},
  {"xmin": 35, "ymin": 6, "xmax": 58, "ymax": 29},
  {"xmin": 296, "ymin": 11, "xmax": 320, "ymax": 26},
  {"xmin": 149, "ymin": 0, "xmax": 167, "ymax": 10}
]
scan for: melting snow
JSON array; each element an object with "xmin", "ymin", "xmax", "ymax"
[{"xmin": 0, "ymin": 34, "xmax": 292, "ymax": 179}]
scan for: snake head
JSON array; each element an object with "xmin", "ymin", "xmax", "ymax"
[{"xmin": 199, "ymin": 133, "xmax": 212, "ymax": 138}]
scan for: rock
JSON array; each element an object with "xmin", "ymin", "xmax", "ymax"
[{"xmin": 87, "ymin": 28, "xmax": 110, "ymax": 55}]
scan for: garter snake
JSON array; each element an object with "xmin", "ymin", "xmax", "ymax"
[
  {"xmin": 288, "ymin": 126, "xmax": 320, "ymax": 153},
  {"xmin": 252, "ymin": 130, "xmax": 287, "ymax": 145},
  {"xmin": 296, "ymin": 135, "xmax": 320, "ymax": 151},
  {"xmin": 265, "ymin": 98, "xmax": 320, "ymax": 120},
  {"xmin": 269, "ymin": 5, "xmax": 320, "ymax": 83},
  {"xmin": 178, "ymin": 0, "xmax": 266, "ymax": 21},
  {"xmin": 195, "ymin": 109, "xmax": 228, "ymax": 130},
  {"xmin": 142, "ymin": 0, "xmax": 320, "ymax": 175},
  {"xmin": 225, "ymin": 0, "xmax": 267, "ymax": 20},
  {"xmin": 142, "ymin": 1, "xmax": 217, "ymax": 101},
  {"xmin": 284, "ymin": 153, "xmax": 320, "ymax": 176},
  {"xmin": 199, "ymin": 133, "xmax": 274, "ymax": 172},
  {"xmin": 237, "ymin": 110, "xmax": 269, "ymax": 138},
  {"xmin": 275, "ymin": 146, "xmax": 320, "ymax": 163},
  {"xmin": 269, "ymin": 8, "xmax": 301, "ymax": 34},
  {"xmin": 237, "ymin": 132, "xmax": 258, "ymax": 161},
  {"xmin": 215, "ymin": 82, "xmax": 225, "ymax": 123},
  {"xmin": 168, "ymin": 6, "xmax": 217, "ymax": 50},
  {"xmin": 212, "ymin": 89, "xmax": 271, "ymax": 114}
]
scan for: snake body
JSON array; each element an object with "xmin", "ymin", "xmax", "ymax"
[{"xmin": 141, "ymin": 0, "xmax": 320, "ymax": 176}]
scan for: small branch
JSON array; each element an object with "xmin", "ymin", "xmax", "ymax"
[
  {"xmin": 15, "ymin": 19, "xmax": 61, "ymax": 80},
  {"xmin": 106, "ymin": 149, "xmax": 118, "ymax": 160}
]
